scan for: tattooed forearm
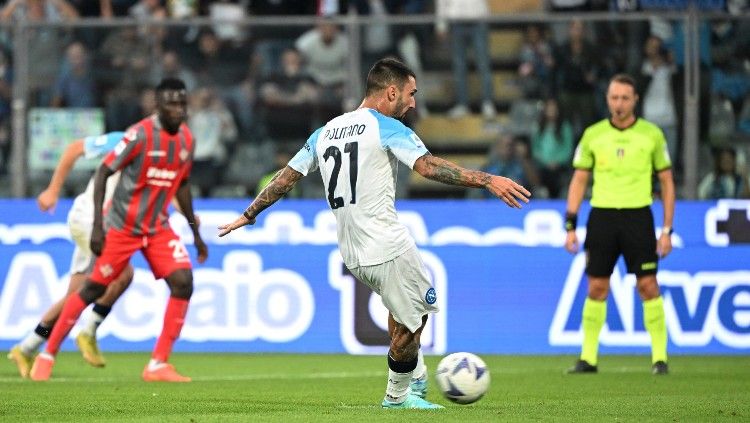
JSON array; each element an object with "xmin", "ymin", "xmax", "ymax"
[
  {"xmin": 244, "ymin": 166, "xmax": 303, "ymax": 219},
  {"xmin": 417, "ymin": 155, "xmax": 491, "ymax": 188}
]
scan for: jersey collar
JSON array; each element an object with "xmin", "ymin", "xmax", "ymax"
[{"xmin": 608, "ymin": 117, "xmax": 639, "ymax": 131}]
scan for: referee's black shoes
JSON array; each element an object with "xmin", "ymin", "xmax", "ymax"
[
  {"xmin": 652, "ymin": 360, "xmax": 669, "ymax": 375},
  {"xmin": 566, "ymin": 359, "xmax": 598, "ymax": 374}
]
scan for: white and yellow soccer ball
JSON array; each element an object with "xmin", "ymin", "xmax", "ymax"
[{"xmin": 435, "ymin": 352, "xmax": 490, "ymax": 404}]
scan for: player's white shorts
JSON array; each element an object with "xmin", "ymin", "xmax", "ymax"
[
  {"xmin": 348, "ymin": 246, "xmax": 439, "ymax": 333},
  {"xmin": 67, "ymin": 194, "xmax": 95, "ymax": 274}
]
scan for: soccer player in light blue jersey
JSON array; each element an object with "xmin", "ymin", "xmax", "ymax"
[
  {"xmin": 219, "ymin": 58, "xmax": 530, "ymax": 409},
  {"xmin": 8, "ymin": 132, "xmax": 134, "ymax": 377}
]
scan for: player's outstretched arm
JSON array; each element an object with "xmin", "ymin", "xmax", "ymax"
[
  {"xmin": 37, "ymin": 139, "xmax": 85, "ymax": 212},
  {"xmin": 218, "ymin": 166, "xmax": 304, "ymax": 237},
  {"xmin": 413, "ymin": 154, "xmax": 530, "ymax": 208}
]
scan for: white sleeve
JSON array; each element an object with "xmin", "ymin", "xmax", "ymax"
[
  {"xmin": 288, "ymin": 127, "xmax": 322, "ymax": 175},
  {"xmin": 381, "ymin": 126, "xmax": 429, "ymax": 170}
]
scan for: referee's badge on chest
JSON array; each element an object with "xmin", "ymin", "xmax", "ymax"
[{"xmin": 617, "ymin": 148, "xmax": 625, "ymax": 159}]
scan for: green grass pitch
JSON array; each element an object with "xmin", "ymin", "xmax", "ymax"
[{"xmin": 2, "ymin": 353, "xmax": 749, "ymax": 422}]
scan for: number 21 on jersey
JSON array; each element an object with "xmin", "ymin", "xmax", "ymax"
[{"xmin": 323, "ymin": 141, "xmax": 358, "ymax": 209}]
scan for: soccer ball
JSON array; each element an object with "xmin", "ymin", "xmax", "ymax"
[{"xmin": 435, "ymin": 352, "xmax": 490, "ymax": 404}]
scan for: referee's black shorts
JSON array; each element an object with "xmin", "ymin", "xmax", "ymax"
[{"xmin": 583, "ymin": 207, "xmax": 658, "ymax": 277}]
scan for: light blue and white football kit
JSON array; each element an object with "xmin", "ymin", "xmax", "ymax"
[{"xmin": 289, "ymin": 109, "xmax": 439, "ymax": 333}]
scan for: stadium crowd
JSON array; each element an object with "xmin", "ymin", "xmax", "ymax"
[{"xmin": 0, "ymin": 0, "xmax": 748, "ymax": 199}]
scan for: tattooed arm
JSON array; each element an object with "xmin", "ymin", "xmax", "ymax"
[
  {"xmin": 413, "ymin": 154, "xmax": 531, "ymax": 208},
  {"xmin": 218, "ymin": 166, "xmax": 304, "ymax": 236}
]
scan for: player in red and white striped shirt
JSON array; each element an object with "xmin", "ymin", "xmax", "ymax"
[{"xmin": 30, "ymin": 78, "xmax": 208, "ymax": 382}]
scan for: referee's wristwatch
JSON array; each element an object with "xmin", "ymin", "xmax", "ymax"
[{"xmin": 662, "ymin": 226, "xmax": 674, "ymax": 235}]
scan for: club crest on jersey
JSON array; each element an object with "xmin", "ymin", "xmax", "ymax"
[
  {"xmin": 617, "ymin": 148, "xmax": 625, "ymax": 159},
  {"xmin": 179, "ymin": 148, "xmax": 189, "ymax": 162},
  {"xmin": 99, "ymin": 264, "xmax": 113, "ymax": 278},
  {"xmin": 425, "ymin": 287, "xmax": 437, "ymax": 304},
  {"xmin": 124, "ymin": 128, "xmax": 137, "ymax": 141}
]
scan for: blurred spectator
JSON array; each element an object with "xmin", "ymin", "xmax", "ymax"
[
  {"xmin": 0, "ymin": 48, "xmax": 11, "ymax": 175},
  {"xmin": 149, "ymin": 50, "xmax": 198, "ymax": 91},
  {"xmin": 697, "ymin": 146, "xmax": 749, "ymax": 199},
  {"xmin": 476, "ymin": 133, "xmax": 539, "ymax": 199},
  {"xmin": 1, "ymin": 0, "xmax": 78, "ymax": 20},
  {"xmin": 393, "ymin": 0, "xmax": 431, "ymax": 116},
  {"xmin": 166, "ymin": 0, "xmax": 197, "ymax": 19},
  {"xmin": 128, "ymin": 0, "xmax": 164, "ymax": 19},
  {"xmin": 68, "ymin": 0, "xmax": 113, "ymax": 49},
  {"xmin": 727, "ymin": 0, "xmax": 749, "ymax": 14},
  {"xmin": 128, "ymin": 0, "xmax": 167, "ymax": 52},
  {"xmin": 99, "ymin": 26, "xmax": 150, "ymax": 86},
  {"xmin": 295, "ymin": 20, "xmax": 347, "ymax": 92},
  {"xmin": 709, "ymin": 20, "xmax": 750, "ymax": 123},
  {"xmin": 436, "ymin": 0, "xmax": 497, "ymax": 120},
  {"xmin": 341, "ymin": 0, "xmax": 430, "ymax": 114},
  {"xmin": 99, "ymin": 27, "xmax": 151, "ymax": 130},
  {"xmin": 554, "ymin": 20, "xmax": 599, "ymax": 137},
  {"xmin": 187, "ymin": 29, "xmax": 245, "ymax": 89},
  {"xmin": 351, "ymin": 0, "xmax": 396, "ymax": 73},
  {"xmin": 257, "ymin": 48, "xmax": 319, "ymax": 142},
  {"xmin": 1, "ymin": 0, "xmax": 78, "ymax": 106},
  {"xmin": 517, "ymin": 24, "xmax": 554, "ymax": 99},
  {"xmin": 531, "ymin": 98, "xmax": 573, "ymax": 198},
  {"xmin": 51, "ymin": 41, "xmax": 96, "ymax": 108},
  {"xmin": 188, "ymin": 87, "xmax": 238, "ymax": 197},
  {"xmin": 295, "ymin": 19, "xmax": 347, "ymax": 120},
  {"xmin": 207, "ymin": 0, "xmax": 248, "ymax": 45},
  {"xmin": 639, "ymin": 35, "xmax": 679, "ymax": 165},
  {"xmin": 226, "ymin": 52, "xmax": 262, "ymax": 141},
  {"xmin": 250, "ymin": 0, "xmax": 316, "ymax": 76}
]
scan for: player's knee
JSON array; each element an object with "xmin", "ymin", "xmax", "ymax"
[
  {"xmin": 112, "ymin": 266, "xmax": 135, "ymax": 290},
  {"xmin": 587, "ymin": 278, "xmax": 610, "ymax": 300},
  {"xmin": 166, "ymin": 269, "xmax": 193, "ymax": 299},
  {"xmin": 79, "ymin": 281, "xmax": 107, "ymax": 304},
  {"xmin": 637, "ymin": 275, "xmax": 660, "ymax": 300}
]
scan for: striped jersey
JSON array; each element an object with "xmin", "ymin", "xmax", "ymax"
[
  {"xmin": 102, "ymin": 115, "xmax": 194, "ymax": 236},
  {"xmin": 289, "ymin": 108, "xmax": 429, "ymax": 268}
]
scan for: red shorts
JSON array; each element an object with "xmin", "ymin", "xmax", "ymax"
[{"xmin": 89, "ymin": 227, "xmax": 192, "ymax": 285}]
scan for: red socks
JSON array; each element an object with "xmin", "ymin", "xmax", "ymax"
[
  {"xmin": 44, "ymin": 292, "xmax": 88, "ymax": 356},
  {"xmin": 152, "ymin": 297, "xmax": 189, "ymax": 362}
]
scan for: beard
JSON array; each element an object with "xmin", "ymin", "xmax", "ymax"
[{"xmin": 392, "ymin": 97, "xmax": 408, "ymax": 121}]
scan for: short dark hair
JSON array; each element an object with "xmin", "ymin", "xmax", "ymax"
[
  {"xmin": 156, "ymin": 78, "xmax": 186, "ymax": 94},
  {"xmin": 365, "ymin": 58, "xmax": 416, "ymax": 97},
  {"xmin": 609, "ymin": 73, "xmax": 638, "ymax": 94}
]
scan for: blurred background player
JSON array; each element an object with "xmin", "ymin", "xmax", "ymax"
[
  {"xmin": 29, "ymin": 78, "xmax": 208, "ymax": 382},
  {"xmin": 8, "ymin": 131, "xmax": 132, "ymax": 378},
  {"xmin": 218, "ymin": 58, "xmax": 530, "ymax": 408},
  {"xmin": 564, "ymin": 74, "xmax": 675, "ymax": 375}
]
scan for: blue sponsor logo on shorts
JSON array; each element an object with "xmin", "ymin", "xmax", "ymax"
[{"xmin": 425, "ymin": 288, "xmax": 437, "ymax": 304}]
